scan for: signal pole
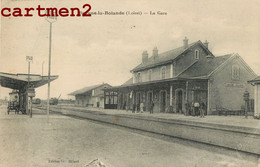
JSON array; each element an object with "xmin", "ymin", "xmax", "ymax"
[{"xmin": 45, "ymin": 16, "xmax": 57, "ymax": 119}]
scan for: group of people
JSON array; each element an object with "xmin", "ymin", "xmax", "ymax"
[
  {"xmin": 130, "ymin": 101, "xmax": 154, "ymax": 114},
  {"xmin": 127, "ymin": 100, "xmax": 206, "ymax": 117},
  {"xmin": 185, "ymin": 101, "xmax": 206, "ymax": 117}
]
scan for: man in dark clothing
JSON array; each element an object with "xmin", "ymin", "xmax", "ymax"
[
  {"xmin": 185, "ymin": 102, "xmax": 190, "ymax": 116},
  {"xmin": 150, "ymin": 101, "xmax": 154, "ymax": 114},
  {"xmin": 194, "ymin": 102, "xmax": 200, "ymax": 116},
  {"xmin": 132, "ymin": 103, "xmax": 136, "ymax": 113},
  {"xmin": 200, "ymin": 102, "xmax": 206, "ymax": 118}
]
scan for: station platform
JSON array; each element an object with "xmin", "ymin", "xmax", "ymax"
[
  {"xmin": 49, "ymin": 105, "xmax": 260, "ymax": 131},
  {"xmin": 37, "ymin": 105, "xmax": 260, "ymax": 155}
]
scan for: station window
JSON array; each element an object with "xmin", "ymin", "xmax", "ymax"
[
  {"xmin": 172, "ymin": 63, "xmax": 175, "ymax": 77},
  {"xmin": 105, "ymin": 91, "xmax": 118, "ymax": 104},
  {"xmin": 195, "ymin": 50, "xmax": 200, "ymax": 59},
  {"xmin": 105, "ymin": 95, "xmax": 110, "ymax": 104},
  {"xmin": 161, "ymin": 66, "xmax": 166, "ymax": 79},
  {"xmin": 148, "ymin": 69, "xmax": 152, "ymax": 81},
  {"xmin": 232, "ymin": 65, "xmax": 240, "ymax": 80},
  {"xmin": 137, "ymin": 72, "xmax": 142, "ymax": 83}
]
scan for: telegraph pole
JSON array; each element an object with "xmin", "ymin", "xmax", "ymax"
[{"xmin": 45, "ymin": 15, "xmax": 57, "ymax": 119}]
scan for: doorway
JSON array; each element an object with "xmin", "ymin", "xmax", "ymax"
[
  {"xmin": 176, "ymin": 89, "xmax": 183, "ymax": 113},
  {"xmin": 136, "ymin": 92, "xmax": 141, "ymax": 111},
  {"xmin": 160, "ymin": 90, "xmax": 167, "ymax": 112},
  {"xmin": 120, "ymin": 94, "xmax": 124, "ymax": 109},
  {"xmin": 147, "ymin": 91, "xmax": 153, "ymax": 112}
]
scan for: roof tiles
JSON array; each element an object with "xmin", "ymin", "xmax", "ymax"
[
  {"xmin": 178, "ymin": 54, "xmax": 233, "ymax": 78},
  {"xmin": 131, "ymin": 42, "xmax": 198, "ymax": 72}
]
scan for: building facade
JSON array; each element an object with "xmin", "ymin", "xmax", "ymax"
[
  {"xmin": 69, "ymin": 83, "xmax": 111, "ymax": 108},
  {"xmin": 248, "ymin": 76, "xmax": 260, "ymax": 118},
  {"xmin": 104, "ymin": 38, "xmax": 256, "ymax": 114}
]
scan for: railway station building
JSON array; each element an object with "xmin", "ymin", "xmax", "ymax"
[
  {"xmin": 69, "ymin": 83, "xmax": 111, "ymax": 108},
  {"xmin": 104, "ymin": 38, "xmax": 257, "ymax": 115}
]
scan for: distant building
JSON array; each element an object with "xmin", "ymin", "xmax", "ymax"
[
  {"xmin": 69, "ymin": 83, "xmax": 111, "ymax": 108},
  {"xmin": 104, "ymin": 37, "xmax": 257, "ymax": 114},
  {"xmin": 248, "ymin": 76, "xmax": 260, "ymax": 118}
]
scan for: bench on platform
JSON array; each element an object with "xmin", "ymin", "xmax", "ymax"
[{"xmin": 216, "ymin": 106, "xmax": 245, "ymax": 116}]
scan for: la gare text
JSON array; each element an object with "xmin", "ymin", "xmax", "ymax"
[{"xmin": 1, "ymin": 4, "xmax": 92, "ymax": 17}]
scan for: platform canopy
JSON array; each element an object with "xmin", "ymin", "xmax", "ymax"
[
  {"xmin": 0, "ymin": 72, "xmax": 58, "ymax": 90},
  {"xmin": 248, "ymin": 76, "xmax": 260, "ymax": 84}
]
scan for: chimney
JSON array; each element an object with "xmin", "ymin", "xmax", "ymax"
[
  {"xmin": 183, "ymin": 36, "xmax": 188, "ymax": 49},
  {"xmin": 204, "ymin": 40, "xmax": 209, "ymax": 49},
  {"xmin": 142, "ymin": 51, "xmax": 148, "ymax": 64},
  {"xmin": 152, "ymin": 47, "xmax": 158, "ymax": 60}
]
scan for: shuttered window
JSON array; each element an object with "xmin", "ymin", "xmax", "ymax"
[
  {"xmin": 232, "ymin": 65, "xmax": 240, "ymax": 80},
  {"xmin": 161, "ymin": 66, "xmax": 166, "ymax": 79}
]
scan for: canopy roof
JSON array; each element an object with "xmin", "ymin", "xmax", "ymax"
[
  {"xmin": 0, "ymin": 72, "xmax": 58, "ymax": 90},
  {"xmin": 248, "ymin": 76, "xmax": 260, "ymax": 84},
  {"xmin": 105, "ymin": 77, "xmax": 208, "ymax": 91}
]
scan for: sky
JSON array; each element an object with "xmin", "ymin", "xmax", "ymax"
[{"xmin": 0, "ymin": 0, "xmax": 260, "ymax": 99}]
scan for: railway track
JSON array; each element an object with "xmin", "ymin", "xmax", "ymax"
[{"xmin": 34, "ymin": 106, "xmax": 260, "ymax": 161}]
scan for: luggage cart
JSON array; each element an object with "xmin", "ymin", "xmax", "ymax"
[{"xmin": 7, "ymin": 91, "xmax": 20, "ymax": 114}]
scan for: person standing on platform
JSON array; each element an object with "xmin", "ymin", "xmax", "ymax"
[
  {"xmin": 185, "ymin": 102, "xmax": 190, "ymax": 116},
  {"xmin": 126, "ymin": 101, "xmax": 129, "ymax": 112},
  {"xmin": 194, "ymin": 101, "xmax": 200, "ymax": 116},
  {"xmin": 132, "ymin": 103, "xmax": 136, "ymax": 113},
  {"xmin": 136, "ymin": 103, "xmax": 140, "ymax": 113},
  {"xmin": 191, "ymin": 102, "xmax": 195, "ymax": 116},
  {"xmin": 150, "ymin": 101, "xmax": 154, "ymax": 114},
  {"xmin": 123, "ymin": 101, "xmax": 126, "ymax": 110},
  {"xmin": 140, "ymin": 102, "xmax": 144, "ymax": 113},
  {"xmin": 200, "ymin": 101, "xmax": 206, "ymax": 118}
]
